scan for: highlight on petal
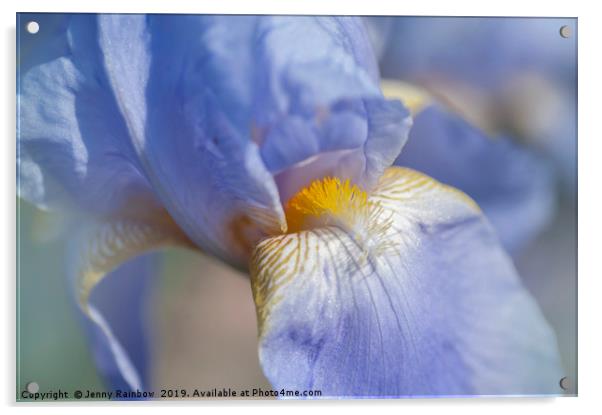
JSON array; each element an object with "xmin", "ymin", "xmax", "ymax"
[
  {"xmin": 251, "ymin": 167, "xmax": 563, "ymax": 397},
  {"xmin": 69, "ymin": 208, "xmax": 195, "ymax": 391}
]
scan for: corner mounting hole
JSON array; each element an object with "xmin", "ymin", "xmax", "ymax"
[
  {"xmin": 26, "ymin": 382, "xmax": 39, "ymax": 393},
  {"xmin": 559, "ymin": 25, "xmax": 571, "ymax": 38},
  {"xmin": 26, "ymin": 21, "xmax": 39, "ymax": 34},
  {"xmin": 559, "ymin": 376, "xmax": 570, "ymax": 391}
]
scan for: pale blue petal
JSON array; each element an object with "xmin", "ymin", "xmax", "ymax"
[
  {"xmin": 250, "ymin": 16, "xmax": 381, "ymax": 118},
  {"xmin": 251, "ymin": 168, "xmax": 563, "ymax": 397},
  {"xmin": 79, "ymin": 255, "xmax": 158, "ymax": 393},
  {"xmin": 17, "ymin": 14, "xmax": 157, "ymax": 215},
  {"xmin": 395, "ymin": 105, "xmax": 555, "ymax": 253},
  {"xmin": 249, "ymin": 16, "xmax": 411, "ymax": 194},
  {"xmin": 101, "ymin": 14, "xmax": 287, "ymax": 264}
]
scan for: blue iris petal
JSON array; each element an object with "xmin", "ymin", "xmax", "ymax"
[
  {"xmin": 248, "ymin": 16, "xmax": 411, "ymax": 194},
  {"xmin": 80, "ymin": 255, "xmax": 158, "ymax": 393},
  {"xmin": 17, "ymin": 14, "xmax": 157, "ymax": 216},
  {"xmin": 252, "ymin": 168, "xmax": 563, "ymax": 397},
  {"xmin": 395, "ymin": 105, "xmax": 556, "ymax": 253},
  {"xmin": 94, "ymin": 14, "xmax": 285, "ymax": 265}
]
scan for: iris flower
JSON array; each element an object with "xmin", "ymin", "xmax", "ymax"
[{"xmin": 18, "ymin": 14, "xmax": 563, "ymax": 397}]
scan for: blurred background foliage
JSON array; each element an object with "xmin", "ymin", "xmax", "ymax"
[{"xmin": 17, "ymin": 201, "xmax": 104, "ymax": 395}]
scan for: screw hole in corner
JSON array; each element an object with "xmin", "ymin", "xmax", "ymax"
[
  {"xmin": 26, "ymin": 21, "xmax": 40, "ymax": 34},
  {"xmin": 559, "ymin": 25, "xmax": 571, "ymax": 38},
  {"xmin": 559, "ymin": 376, "xmax": 570, "ymax": 391},
  {"xmin": 26, "ymin": 381, "xmax": 39, "ymax": 394}
]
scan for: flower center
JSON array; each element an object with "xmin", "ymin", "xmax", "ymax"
[{"xmin": 284, "ymin": 177, "xmax": 396, "ymax": 257}]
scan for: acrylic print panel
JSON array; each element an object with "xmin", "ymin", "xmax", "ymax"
[{"xmin": 16, "ymin": 13, "xmax": 577, "ymax": 401}]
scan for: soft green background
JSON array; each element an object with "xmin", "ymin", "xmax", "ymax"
[{"xmin": 17, "ymin": 201, "xmax": 104, "ymax": 399}]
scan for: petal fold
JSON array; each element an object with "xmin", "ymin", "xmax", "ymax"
[
  {"xmin": 69, "ymin": 208, "xmax": 194, "ymax": 391},
  {"xmin": 17, "ymin": 14, "xmax": 155, "ymax": 216},
  {"xmin": 251, "ymin": 167, "xmax": 562, "ymax": 397},
  {"xmin": 82, "ymin": 256, "xmax": 157, "ymax": 393}
]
